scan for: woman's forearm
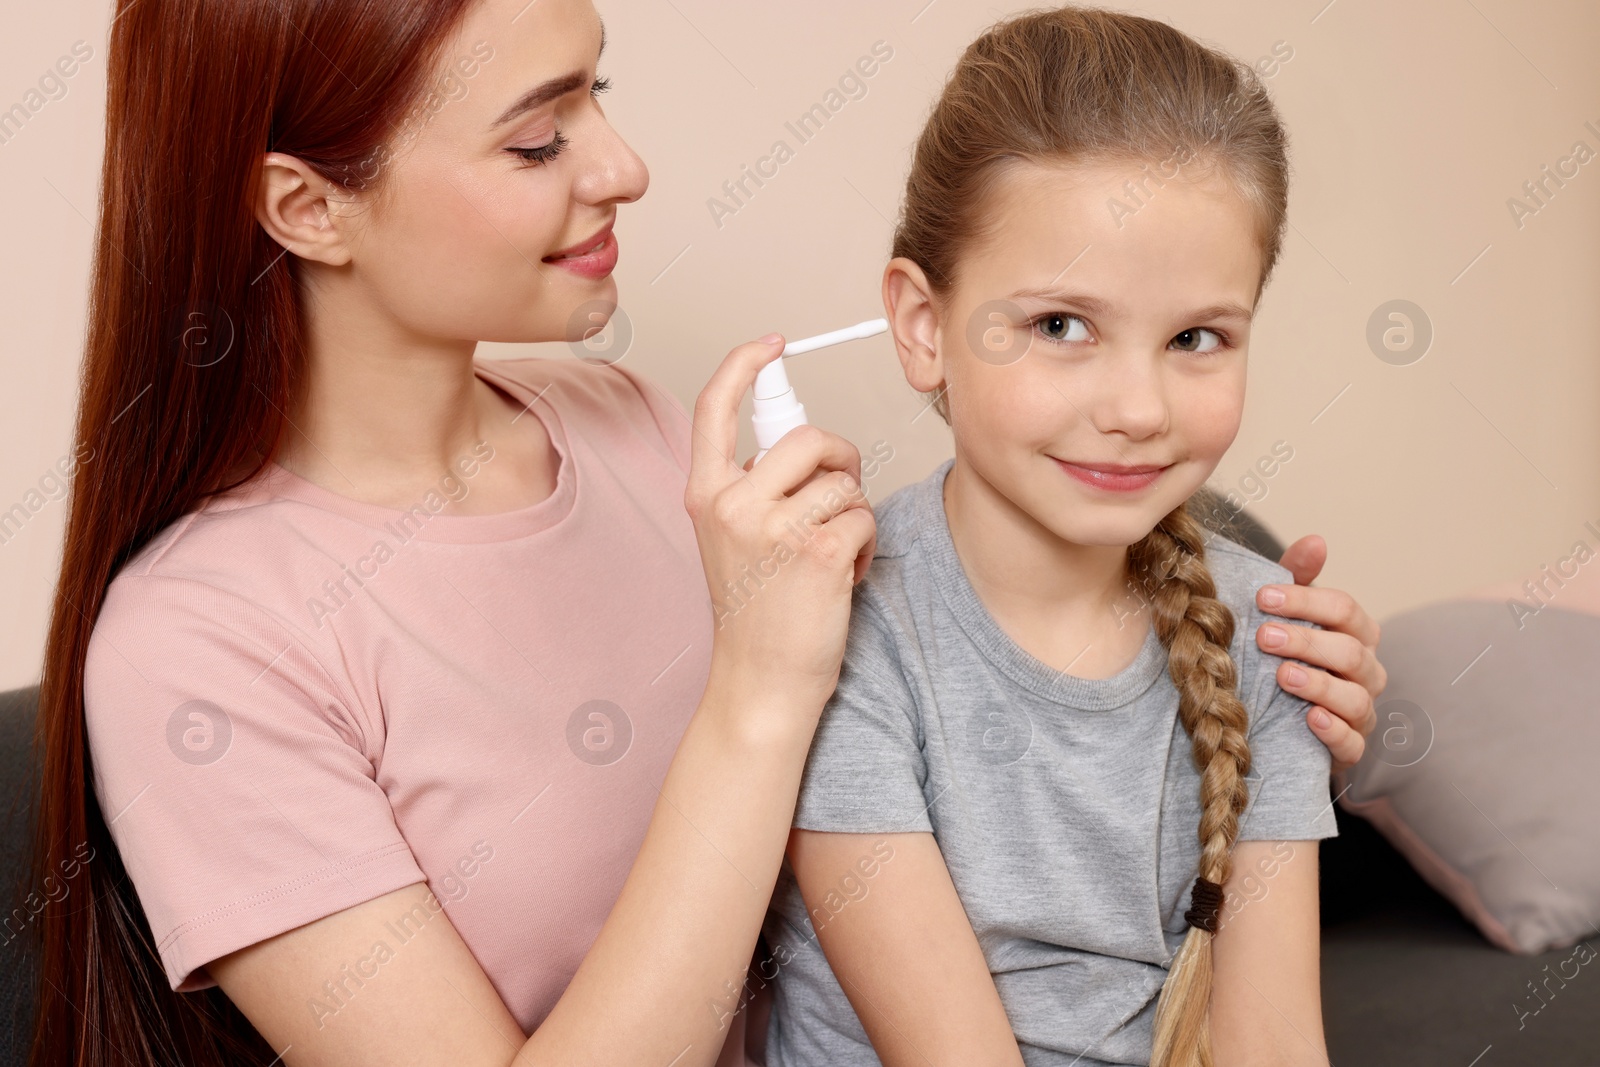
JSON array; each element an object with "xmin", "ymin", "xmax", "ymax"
[
  {"xmin": 518, "ymin": 669, "xmax": 817, "ymax": 1066},
  {"xmin": 516, "ymin": 334, "xmax": 879, "ymax": 1064}
]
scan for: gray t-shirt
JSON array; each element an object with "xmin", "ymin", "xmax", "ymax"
[{"xmin": 762, "ymin": 459, "xmax": 1336, "ymax": 1067}]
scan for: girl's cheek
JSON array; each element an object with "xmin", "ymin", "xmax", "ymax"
[
  {"xmin": 959, "ymin": 364, "xmax": 1058, "ymax": 444},
  {"xmin": 1187, "ymin": 397, "xmax": 1246, "ymax": 460}
]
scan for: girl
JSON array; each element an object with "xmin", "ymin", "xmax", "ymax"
[
  {"xmin": 766, "ymin": 8, "xmax": 1335, "ymax": 1067},
  {"xmin": 29, "ymin": 1, "xmax": 1377, "ymax": 1065}
]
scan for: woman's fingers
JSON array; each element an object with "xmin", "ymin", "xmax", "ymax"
[
  {"xmin": 1258, "ymin": 584, "xmax": 1382, "ymax": 664},
  {"xmin": 1257, "ymin": 620, "xmax": 1362, "ymax": 677},
  {"xmin": 1261, "ymin": 621, "xmax": 1380, "ymax": 751},
  {"xmin": 1302, "ymin": 700, "xmax": 1368, "ymax": 772},
  {"xmin": 1273, "ymin": 650, "xmax": 1375, "ymax": 734},
  {"xmin": 826, "ymin": 505, "xmax": 879, "ymax": 585},
  {"xmin": 1258, "ymin": 621, "xmax": 1384, "ymax": 709},
  {"xmin": 779, "ymin": 468, "xmax": 871, "ymax": 534},
  {"xmin": 688, "ymin": 334, "xmax": 785, "ymax": 501},
  {"xmin": 747, "ymin": 423, "xmax": 864, "ymax": 499},
  {"xmin": 727, "ymin": 469, "xmax": 874, "ymax": 581}
]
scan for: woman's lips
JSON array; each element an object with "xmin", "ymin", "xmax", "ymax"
[
  {"xmin": 1052, "ymin": 457, "xmax": 1169, "ymax": 492},
  {"xmin": 542, "ymin": 224, "xmax": 618, "ymax": 279}
]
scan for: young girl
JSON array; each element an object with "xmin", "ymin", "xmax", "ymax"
[{"xmin": 764, "ymin": 8, "xmax": 1335, "ymax": 1067}]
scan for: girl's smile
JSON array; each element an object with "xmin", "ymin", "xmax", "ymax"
[{"xmin": 1051, "ymin": 457, "xmax": 1172, "ymax": 492}]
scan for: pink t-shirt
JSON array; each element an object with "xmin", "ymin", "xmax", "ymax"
[{"xmin": 83, "ymin": 357, "xmax": 746, "ymax": 1050}]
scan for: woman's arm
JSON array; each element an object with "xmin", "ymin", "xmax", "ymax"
[
  {"xmin": 1209, "ymin": 840, "xmax": 1328, "ymax": 1067},
  {"xmin": 787, "ymin": 829, "xmax": 1025, "ymax": 1067},
  {"xmin": 210, "ymin": 338, "xmax": 878, "ymax": 1067},
  {"xmin": 1258, "ymin": 535, "xmax": 1386, "ymax": 771}
]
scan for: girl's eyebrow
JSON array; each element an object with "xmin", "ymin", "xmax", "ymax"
[
  {"xmin": 490, "ymin": 18, "xmax": 607, "ymax": 129},
  {"xmin": 1007, "ymin": 287, "xmax": 1253, "ymax": 324}
]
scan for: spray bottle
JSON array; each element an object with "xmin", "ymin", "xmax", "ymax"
[{"xmin": 751, "ymin": 318, "xmax": 888, "ymax": 463}]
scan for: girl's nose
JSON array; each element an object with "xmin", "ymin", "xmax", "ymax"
[{"xmin": 1088, "ymin": 356, "xmax": 1169, "ymax": 441}]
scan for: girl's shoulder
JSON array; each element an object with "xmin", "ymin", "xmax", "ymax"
[
  {"xmin": 1202, "ymin": 532, "xmax": 1295, "ymax": 624},
  {"xmin": 843, "ymin": 462, "xmax": 948, "ymax": 625},
  {"xmin": 856, "ymin": 458, "xmax": 951, "ymax": 569},
  {"xmin": 1201, "ymin": 534, "xmax": 1318, "ymax": 724}
]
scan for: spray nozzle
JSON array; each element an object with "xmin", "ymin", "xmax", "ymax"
[{"xmin": 750, "ymin": 318, "xmax": 888, "ymax": 463}]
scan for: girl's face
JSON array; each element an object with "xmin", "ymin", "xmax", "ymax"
[
  {"xmin": 337, "ymin": 0, "xmax": 647, "ymax": 344},
  {"xmin": 930, "ymin": 158, "xmax": 1262, "ymax": 549}
]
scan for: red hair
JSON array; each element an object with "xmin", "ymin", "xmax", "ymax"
[{"xmin": 31, "ymin": 1, "xmax": 477, "ymax": 1062}]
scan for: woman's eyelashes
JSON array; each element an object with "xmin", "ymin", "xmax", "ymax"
[
  {"xmin": 511, "ymin": 130, "xmax": 569, "ymax": 166},
  {"xmin": 1029, "ymin": 312, "xmax": 1232, "ymax": 354},
  {"xmin": 507, "ymin": 76, "xmax": 612, "ymax": 168}
]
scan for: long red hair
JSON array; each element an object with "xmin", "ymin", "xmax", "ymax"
[{"xmin": 31, "ymin": 1, "xmax": 476, "ymax": 1063}]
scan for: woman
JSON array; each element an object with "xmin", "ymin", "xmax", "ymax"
[{"xmin": 30, "ymin": 0, "xmax": 1384, "ymax": 1064}]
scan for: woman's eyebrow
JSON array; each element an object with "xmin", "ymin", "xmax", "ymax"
[{"xmin": 490, "ymin": 19, "xmax": 607, "ymax": 130}]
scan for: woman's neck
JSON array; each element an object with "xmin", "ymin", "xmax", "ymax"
[
  {"xmin": 943, "ymin": 455, "xmax": 1149, "ymax": 679},
  {"xmin": 273, "ymin": 278, "xmax": 556, "ymax": 514}
]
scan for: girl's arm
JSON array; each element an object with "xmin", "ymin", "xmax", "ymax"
[
  {"xmin": 1209, "ymin": 840, "xmax": 1329, "ymax": 1066},
  {"xmin": 788, "ymin": 828, "xmax": 1026, "ymax": 1067},
  {"xmin": 208, "ymin": 338, "xmax": 878, "ymax": 1067},
  {"xmin": 793, "ymin": 833, "xmax": 1331, "ymax": 1067}
]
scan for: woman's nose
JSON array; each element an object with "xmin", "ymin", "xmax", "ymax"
[{"xmin": 575, "ymin": 111, "xmax": 649, "ymax": 206}]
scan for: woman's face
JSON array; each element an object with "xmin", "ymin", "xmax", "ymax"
[{"xmin": 338, "ymin": 0, "xmax": 647, "ymax": 345}]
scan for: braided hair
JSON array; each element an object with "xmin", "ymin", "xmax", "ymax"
[{"xmin": 1128, "ymin": 504, "xmax": 1253, "ymax": 1067}]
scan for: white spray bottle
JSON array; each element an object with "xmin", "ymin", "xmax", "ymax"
[{"xmin": 751, "ymin": 318, "xmax": 888, "ymax": 463}]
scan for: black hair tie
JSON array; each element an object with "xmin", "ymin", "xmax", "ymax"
[{"xmin": 1185, "ymin": 877, "xmax": 1224, "ymax": 934}]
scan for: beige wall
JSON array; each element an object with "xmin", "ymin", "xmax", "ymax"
[{"xmin": 3, "ymin": 0, "xmax": 1597, "ymax": 690}]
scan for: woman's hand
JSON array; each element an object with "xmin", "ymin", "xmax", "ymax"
[
  {"xmin": 1255, "ymin": 535, "xmax": 1386, "ymax": 774},
  {"xmin": 687, "ymin": 334, "xmax": 877, "ymax": 718}
]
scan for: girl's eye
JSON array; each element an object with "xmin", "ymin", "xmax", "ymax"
[
  {"xmin": 510, "ymin": 130, "xmax": 569, "ymax": 167},
  {"xmin": 1170, "ymin": 327, "xmax": 1226, "ymax": 354},
  {"xmin": 590, "ymin": 75, "xmax": 612, "ymax": 97},
  {"xmin": 1034, "ymin": 313, "xmax": 1090, "ymax": 344}
]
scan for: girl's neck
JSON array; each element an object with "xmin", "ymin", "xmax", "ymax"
[{"xmin": 943, "ymin": 455, "xmax": 1150, "ymax": 679}]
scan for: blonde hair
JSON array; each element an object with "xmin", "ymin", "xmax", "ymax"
[{"xmin": 890, "ymin": 7, "xmax": 1288, "ymax": 1064}]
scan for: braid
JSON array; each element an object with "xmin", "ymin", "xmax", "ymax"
[{"xmin": 1129, "ymin": 501, "xmax": 1254, "ymax": 1067}]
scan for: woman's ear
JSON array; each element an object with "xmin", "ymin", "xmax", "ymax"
[
  {"xmin": 255, "ymin": 151, "xmax": 357, "ymax": 267},
  {"xmin": 882, "ymin": 257, "xmax": 945, "ymax": 398}
]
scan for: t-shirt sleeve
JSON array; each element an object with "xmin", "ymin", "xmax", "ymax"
[
  {"xmin": 792, "ymin": 592, "xmax": 933, "ymax": 835},
  {"xmin": 613, "ymin": 364, "xmax": 693, "ymax": 476},
  {"xmin": 83, "ymin": 574, "xmax": 427, "ymax": 992},
  {"xmin": 1234, "ymin": 608, "xmax": 1339, "ymax": 843}
]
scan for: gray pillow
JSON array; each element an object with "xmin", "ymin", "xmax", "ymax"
[{"xmin": 1341, "ymin": 600, "xmax": 1600, "ymax": 954}]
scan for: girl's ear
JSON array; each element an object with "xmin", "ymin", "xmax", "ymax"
[
  {"xmin": 255, "ymin": 151, "xmax": 357, "ymax": 267},
  {"xmin": 882, "ymin": 257, "xmax": 945, "ymax": 397}
]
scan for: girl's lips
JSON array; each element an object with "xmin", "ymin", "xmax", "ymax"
[
  {"xmin": 1052, "ymin": 457, "xmax": 1168, "ymax": 492},
  {"xmin": 542, "ymin": 226, "xmax": 618, "ymax": 279}
]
